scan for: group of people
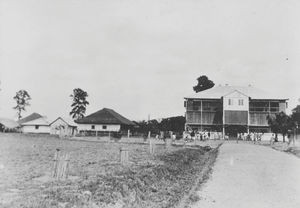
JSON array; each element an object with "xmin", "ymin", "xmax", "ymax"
[
  {"xmin": 236, "ymin": 132, "xmax": 264, "ymax": 143},
  {"xmin": 184, "ymin": 130, "xmax": 266, "ymax": 143},
  {"xmin": 184, "ymin": 130, "xmax": 223, "ymax": 141}
]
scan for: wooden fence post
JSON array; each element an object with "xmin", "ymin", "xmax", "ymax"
[
  {"xmin": 52, "ymin": 149, "xmax": 70, "ymax": 180},
  {"xmin": 149, "ymin": 139, "xmax": 155, "ymax": 154},
  {"xmin": 120, "ymin": 147, "xmax": 129, "ymax": 165},
  {"xmin": 165, "ymin": 138, "xmax": 172, "ymax": 151}
]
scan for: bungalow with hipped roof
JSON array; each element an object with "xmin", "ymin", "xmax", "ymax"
[
  {"xmin": 75, "ymin": 108, "xmax": 135, "ymax": 136},
  {"xmin": 19, "ymin": 113, "xmax": 50, "ymax": 134},
  {"xmin": 50, "ymin": 117, "xmax": 77, "ymax": 137}
]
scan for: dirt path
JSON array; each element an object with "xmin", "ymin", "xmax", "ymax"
[{"xmin": 191, "ymin": 142, "xmax": 300, "ymax": 208}]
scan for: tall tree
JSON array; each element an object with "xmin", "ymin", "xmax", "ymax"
[
  {"xmin": 193, "ymin": 75, "xmax": 215, "ymax": 93},
  {"xmin": 13, "ymin": 90, "xmax": 31, "ymax": 120},
  {"xmin": 70, "ymin": 88, "xmax": 89, "ymax": 120},
  {"xmin": 267, "ymin": 112, "xmax": 295, "ymax": 142}
]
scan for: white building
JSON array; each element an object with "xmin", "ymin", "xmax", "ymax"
[
  {"xmin": 50, "ymin": 117, "xmax": 77, "ymax": 137},
  {"xmin": 75, "ymin": 108, "xmax": 135, "ymax": 135},
  {"xmin": 21, "ymin": 116, "xmax": 50, "ymax": 134}
]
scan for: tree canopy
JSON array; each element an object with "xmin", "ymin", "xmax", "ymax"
[
  {"xmin": 267, "ymin": 112, "xmax": 295, "ymax": 142},
  {"xmin": 193, "ymin": 75, "xmax": 215, "ymax": 93},
  {"xmin": 13, "ymin": 90, "xmax": 31, "ymax": 120},
  {"xmin": 135, "ymin": 116, "xmax": 186, "ymax": 135},
  {"xmin": 70, "ymin": 88, "xmax": 89, "ymax": 120}
]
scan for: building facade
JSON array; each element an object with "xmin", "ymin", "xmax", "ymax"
[
  {"xmin": 75, "ymin": 108, "xmax": 135, "ymax": 135},
  {"xmin": 184, "ymin": 85, "xmax": 288, "ymax": 136},
  {"xmin": 21, "ymin": 117, "xmax": 50, "ymax": 134},
  {"xmin": 50, "ymin": 117, "xmax": 77, "ymax": 137}
]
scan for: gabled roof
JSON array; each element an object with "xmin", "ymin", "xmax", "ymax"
[
  {"xmin": 50, "ymin": 117, "xmax": 77, "ymax": 127},
  {"xmin": 223, "ymin": 90, "xmax": 249, "ymax": 98},
  {"xmin": 0, "ymin": 118, "xmax": 20, "ymax": 129},
  {"xmin": 18, "ymin": 113, "xmax": 43, "ymax": 124},
  {"xmin": 75, "ymin": 108, "xmax": 135, "ymax": 125},
  {"xmin": 185, "ymin": 85, "xmax": 288, "ymax": 100},
  {"xmin": 21, "ymin": 117, "xmax": 50, "ymax": 126}
]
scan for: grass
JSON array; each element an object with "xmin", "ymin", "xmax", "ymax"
[{"xmin": 0, "ymin": 133, "xmax": 219, "ymax": 208}]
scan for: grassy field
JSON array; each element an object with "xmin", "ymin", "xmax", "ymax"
[{"xmin": 0, "ymin": 133, "xmax": 220, "ymax": 208}]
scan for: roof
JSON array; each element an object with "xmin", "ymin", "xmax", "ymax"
[
  {"xmin": 50, "ymin": 117, "xmax": 77, "ymax": 127},
  {"xmin": 18, "ymin": 113, "xmax": 43, "ymax": 124},
  {"xmin": 21, "ymin": 117, "xmax": 50, "ymax": 126},
  {"xmin": 292, "ymin": 105, "xmax": 300, "ymax": 113},
  {"xmin": 184, "ymin": 85, "xmax": 288, "ymax": 100},
  {"xmin": 0, "ymin": 118, "xmax": 20, "ymax": 129},
  {"xmin": 75, "ymin": 108, "xmax": 135, "ymax": 125}
]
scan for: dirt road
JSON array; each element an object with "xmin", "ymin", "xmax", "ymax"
[{"xmin": 191, "ymin": 142, "xmax": 300, "ymax": 208}]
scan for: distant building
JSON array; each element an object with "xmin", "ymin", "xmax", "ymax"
[
  {"xmin": 184, "ymin": 85, "xmax": 288, "ymax": 136},
  {"xmin": 50, "ymin": 117, "xmax": 77, "ymax": 137},
  {"xmin": 292, "ymin": 105, "xmax": 300, "ymax": 113},
  {"xmin": 19, "ymin": 113, "xmax": 50, "ymax": 134},
  {"xmin": 0, "ymin": 118, "xmax": 20, "ymax": 132},
  {"xmin": 75, "ymin": 108, "xmax": 135, "ymax": 134}
]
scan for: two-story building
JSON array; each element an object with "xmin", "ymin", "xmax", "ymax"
[{"xmin": 184, "ymin": 85, "xmax": 288, "ymax": 137}]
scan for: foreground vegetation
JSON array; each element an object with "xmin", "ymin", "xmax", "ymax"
[{"xmin": 0, "ymin": 134, "xmax": 219, "ymax": 208}]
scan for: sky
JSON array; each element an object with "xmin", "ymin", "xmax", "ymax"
[{"xmin": 0, "ymin": 0, "xmax": 300, "ymax": 121}]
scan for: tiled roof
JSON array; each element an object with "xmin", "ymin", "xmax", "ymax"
[
  {"xmin": 21, "ymin": 117, "xmax": 50, "ymax": 126},
  {"xmin": 75, "ymin": 108, "xmax": 135, "ymax": 125},
  {"xmin": 18, "ymin": 113, "xmax": 43, "ymax": 124},
  {"xmin": 185, "ymin": 85, "xmax": 288, "ymax": 100}
]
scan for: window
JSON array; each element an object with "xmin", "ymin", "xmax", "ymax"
[
  {"xmin": 35, "ymin": 125, "xmax": 39, "ymax": 130},
  {"xmin": 238, "ymin": 99, "xmax": 244, "ymax": 106},
  {"xmin": 91, "ymin": 125, "xmax": 95, "ymax": 130},
  {"xmin": 228, "ymin": 99, "xmax": 233, "ymax": 105},
  {"xmin": 102, "ymin": 125, "xmax": 107, "ymax": 130}
]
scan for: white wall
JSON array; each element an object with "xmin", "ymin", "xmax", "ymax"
[
  {"xmin": 223, "ymin": 91, "xmax": 249, "ymax": 111},
  {"xmin": 77, "ymin": 124, "xmax": 120, "ymax": 132},
  {"xmin": 22, "ymin": 125, "xmax": 50, "ymax": 134},
  {"xmin": 50, "ymin": 118, "xmax": 76, "ymax": 136}
]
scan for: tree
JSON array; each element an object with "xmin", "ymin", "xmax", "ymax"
[
  {"xmin": 13, "ymin": 90, "xmax": 31, "ymax": 120},
  {"xmin": 291, "ymin": 104, "xmax": 300, "ymax": 134},
  {"xmin": 70, "ymin": 88, "xmax": 89, "ymax": 120},
  {"xmin": 159, "ymin": 116, "xmax": 186, "ymax": 132},
  {"xmin": 193, "ymin": 75, "xmax": 215, "ymax": 93},
  {"xmin": 267, "ymin": 112, "xmax": 295, "ymax": 142}
]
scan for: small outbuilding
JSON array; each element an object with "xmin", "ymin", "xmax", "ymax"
[
  {"xmin": 50, "ymin": 117, "xmax": 77, "ymax": 137},
  {"xmin": 75, "ymin": 108, "xmax": 135, "ymax": 135}
]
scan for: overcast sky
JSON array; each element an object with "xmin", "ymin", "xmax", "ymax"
[{"xmin": 0, "ymin": 0, "xmax": 300, "ymax": 121}]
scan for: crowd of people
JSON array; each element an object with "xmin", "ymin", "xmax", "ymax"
[
  {"xmin": 183, "ymin": 130, "xmax": 223, "ymax": 141},
  {"xmin": 183, "ymin": 130, "xmax": 265, "ymax": 142}
]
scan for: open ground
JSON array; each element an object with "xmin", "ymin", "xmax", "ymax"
[{"xmin": 0, "ymin": 133, "xmax": 221, "ymax": 208}]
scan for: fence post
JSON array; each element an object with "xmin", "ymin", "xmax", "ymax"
[
  {"xmin": 149, "ymin": 139, "xmax": 155, "ymax": 154},
  {"xmin": 52, "ymin": 149, "xmax": 60, "ymax": 178},
  {"xmin": 127, "ymin": 129, "xmax": 130, "ymax": 138},
  {"xmin": 165, "ymin": 138, "xmax": 172, "ymax": 151},
  {"xmin": 148, "ymin": 131, "xmax": 151, "ymax": 139},
  {"xmin": 52, "ymin": 149, "xmax": 70, "ymax": 180},
  {"xmin": 120, "ymin": 147, "xmax": 129, "ymax": 165}
]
